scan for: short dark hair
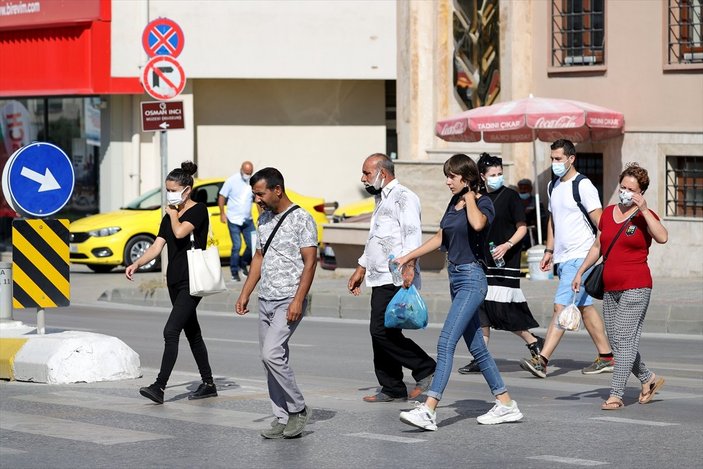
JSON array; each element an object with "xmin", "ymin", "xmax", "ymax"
[
  {"xmin": 250, "ymin": 167, "xmax": 285, "ymax": 191},
  {"xmin": 166, "ymin": 161, "xmax": 197, "ymax": 187},
  {"xmin": 443, "ymin": 153, "xmax": 481, "ymax": 192},
  {"xmin": 550, "ymin": 139, "xmax": 576, "ymax": 157},
  {"xmin": 367, "ymin": 153, "xmax": 395, "ymax": 176}
]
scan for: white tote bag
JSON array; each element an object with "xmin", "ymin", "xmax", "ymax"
[{"xmin": 187, "ymin": 222, "xmax": 226, "ymax": 297}]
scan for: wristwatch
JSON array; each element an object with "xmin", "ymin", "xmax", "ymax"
[
  {"xmin": 506, "ymin": 240, "xmax": 514, "ymax": 248},
  {"xmin": 544, "ymin": 248, "xmax": 554, "ymax": 254}
]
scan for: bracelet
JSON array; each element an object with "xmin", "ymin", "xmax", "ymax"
[
  {"xmin": 544, "ymin": 248, "xmax": 554, "ymax": 254},
  {"xmin": 506, "ymin": 241, "xmax": 514, "ymax": 248}
]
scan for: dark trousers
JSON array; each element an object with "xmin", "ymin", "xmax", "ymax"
[
  {"xmin": 370, "ymin": 284, "xmax": 436, "ymax": 397},
  {"xmin": 155, "ymin": 282, "xmax": 213, "ymax": 388}
]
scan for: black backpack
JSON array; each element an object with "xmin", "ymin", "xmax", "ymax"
[{"xmin": 547, "ymin": 173, "xmax": 597, "ymax": 235}]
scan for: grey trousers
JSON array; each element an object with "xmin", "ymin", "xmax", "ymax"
[
  {"xmin": 603, "ymin": 288, "xmax": 654, "ymax": 399},
  {"xmin": 259, "ymin": 297, "xmax": 306, "ymax": 423}
]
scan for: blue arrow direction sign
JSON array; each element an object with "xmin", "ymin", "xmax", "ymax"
[{"xmin": 1, "ymin": 142, "xmax": 75, "ymax": 218}]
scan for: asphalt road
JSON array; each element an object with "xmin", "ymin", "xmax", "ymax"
[{"xmin": 1, "ymin": 302, "xmax": 702, "ymax": 468}]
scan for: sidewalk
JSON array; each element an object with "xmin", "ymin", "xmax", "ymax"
[{"xmin": 80, "ymin": 266, "xmax": 703, "ymax": 335}]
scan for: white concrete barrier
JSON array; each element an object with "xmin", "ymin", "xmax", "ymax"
[{"xmin": 11, "ymin": 331, "xmax": 141, "ymax": 384}]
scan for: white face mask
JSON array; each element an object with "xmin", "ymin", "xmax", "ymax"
[
  {"xmin": 241, "ymin": 172, "xmax": 251, "ymax": 183},
  {"xmin": 619, "ymin": 189, "xmax": 634, "ymax": 207},
  {"xmin": 167, "ymin": 187, "xmax": 187, "ymax": 206},
  {"xmin": 552, "ymin": 161, "xmax": 569, "ymax": 177},
  {"xmin": 486, "ymin": 175, "xmax": 504, "ymax": 191}
]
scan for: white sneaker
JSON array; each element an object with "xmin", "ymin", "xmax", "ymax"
[
  {"xmin": 476, "ymin": 400, "xmax": 524, "ymax": 425},
  {"xmin": 399, "ymin": 402, "xmax": 438, "ymax": 431}
]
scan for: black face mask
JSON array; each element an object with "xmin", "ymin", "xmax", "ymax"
[{"xmin": 364, "ymin": 171, "xmax": 384, "ymax": 195}]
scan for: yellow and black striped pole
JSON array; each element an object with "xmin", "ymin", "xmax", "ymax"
[{"xmin": 11, "ymin": 219, "xmax": 70, "ymax": 310}]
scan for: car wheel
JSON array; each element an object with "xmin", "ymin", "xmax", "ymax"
[
  {"xmin": 87, "ymin": 264, "xmax": 115, "ymax": 273},
  {"xmin": 124, "ymin": 235, "xmax": 160, "ymax": 272}
]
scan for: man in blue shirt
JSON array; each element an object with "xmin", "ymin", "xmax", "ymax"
[{"xmin": 218, "ymin": 161, "xmax": 254, "ymax": 282}]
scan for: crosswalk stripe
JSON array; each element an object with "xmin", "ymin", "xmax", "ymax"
[
  {"xmin": 527, "ymin": 455, "xmax": 607, "ymax": 466},
  {"xmin": 13, "ymin": 391, "xmax": 271, "ymax": 430},
  {"xmin": 205, "ymin": 337, "xmax": 315, "ymax": 347},
  {"xmin": 0, "ymin": 447, "xmax": 27, "ymax": 455},
  {"xmin": 0, "ymin": 411, "xmax": 171, "ymax": 445},
  {"xmin": 346, "ymin": 432, "xmax": 426, "ymax": 444},
  {"xmin": 590, "ymin": 416, "xmax": 679, "ymax": 427}
]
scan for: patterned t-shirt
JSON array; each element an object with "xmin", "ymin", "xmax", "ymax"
[{"xmin": 256, "ymin": 204, "xmax": 318, "ymax": 300}]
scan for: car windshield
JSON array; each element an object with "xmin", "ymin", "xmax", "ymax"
[{"xmin": 122, "ymin": 188, "xmax": 161, "ymax": 210}]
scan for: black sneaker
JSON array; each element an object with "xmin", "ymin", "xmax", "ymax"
[
  {"xmin": 458, "ymin": 360, "xmax": 480, "ymax": 374},
  {"xmin": 526, "ymin": 335, "xmax": 545, "ymax": 359},
  {"xmin": 231, "ymin": 273, "xmax": 241, "ymax": 282},
  {"xmin": 139, "ymin": 383, "xmax": 164, "ymax": 404},
  {"xmin": 188, "ymin": 382, "xmax": 218, "ymax": 400},
  {"xmin": 241, "ymin": 265, "xmax": 249, "ymax": 276}
]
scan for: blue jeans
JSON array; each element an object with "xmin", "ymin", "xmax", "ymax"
[
  {"xmin": 427, "ymin": 262, "xmax": 508, "ymax": 402},
  {"xmin": 227, "ymin": 218, "xmax": 255, "ymax": 276}
]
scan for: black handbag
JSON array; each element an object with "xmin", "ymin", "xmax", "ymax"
[{"xmin": 584, "ymin": 209, "xmax": 638, "ymax": 300}]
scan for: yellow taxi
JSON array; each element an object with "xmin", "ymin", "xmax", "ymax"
[
  {"xmin": 331, "ymin": 196, "xmax": 375, "ymax": 222},
  {"xmin": 69, "ymin": 178, "xmax": 328, "ymax": 272}
]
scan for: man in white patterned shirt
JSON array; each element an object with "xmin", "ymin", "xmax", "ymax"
[{"xmin": 348, "ymin": 153, "xmax": 436, "ymax": 402}]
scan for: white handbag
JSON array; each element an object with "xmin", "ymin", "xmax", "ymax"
[{"xmin": 187, "ymin": 221, "xmax": 226, "ymax": 297}]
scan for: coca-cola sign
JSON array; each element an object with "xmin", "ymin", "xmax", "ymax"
[
  {"xmin": 438, "ymin": 120, "xmax": 467, "ymax": 136},
  {"xmin": 533, "ymin": 115, "xmax": 579, "ymax": 129}
]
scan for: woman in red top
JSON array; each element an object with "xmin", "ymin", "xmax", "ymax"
[{"xmin": 573, "ymin": 164, "xmax": 668, "ymax": 410}]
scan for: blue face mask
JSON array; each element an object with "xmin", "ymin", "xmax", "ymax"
[
  {"xmin": 486, "ymin": 175, "xmax": 504, "ymax": 191},
  {"xmin": 552, "ymin": 161, "xmax": 569, "ymax": 177},
  {"xmin": 518, "ymin": 192, "xmax": 530, "ymax": 200}
]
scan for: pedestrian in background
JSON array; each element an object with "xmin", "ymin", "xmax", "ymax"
[
  {"xmin": 126, "ymin": 161, "xmax": 217, "ymax": 404},
  {"xmin": 573, "ymin": 163, "xmax": 667, "ymax": 410},
  {"xmin": 396, "ymin": 153, "xmax": 523, "ymax": 430},
  {"xmin": 516, "ymin": 177, "xmax": 546, "ymax": 249},
  {"xmin": 347, "ymin": 153, "xmax": 436, "ymax": 403},
  {"xmin": 458, "ymin": 153, "xmax": 543, "ymax": 374},
  {"xmin": 520, "ymin": 139, "xmax": 614, "ymax": 378},
  {"xmin": 218, "ymin": 161, "xmax": 255, "ymax": 282},
  {"xmin": 235, "ymin": 167, "xmax": 318, "ymax": 439}
]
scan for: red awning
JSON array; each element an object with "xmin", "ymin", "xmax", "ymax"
[{"xmin": 0, "ymin": 0, "xmax": 141, "ymax": 97}]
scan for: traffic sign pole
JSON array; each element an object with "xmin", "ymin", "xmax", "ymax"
[
  {"xmin": 160, "ymin": 130, "xmax": 169, "ymax": 280},
  {"xmin": 0, "ymin": 262, "xmax": 12, "ymax": 321}
]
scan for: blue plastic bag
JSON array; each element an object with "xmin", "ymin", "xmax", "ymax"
[{"xmin": 384, "ymin": 285, "xmax": 428, "ymax": 329}]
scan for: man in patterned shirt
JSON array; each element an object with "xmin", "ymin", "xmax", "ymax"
[
  {"xmin": 235, "ymin": 167, "xmax": 318, "ymax": 439},
  {"xmin": 348, "ymin": 153, "xmax": 436, "ymax": 402}
]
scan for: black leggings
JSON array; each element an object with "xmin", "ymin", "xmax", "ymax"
[{"xmin": 155, "ymin": 282, "xmax": 213, "ymax": 388}]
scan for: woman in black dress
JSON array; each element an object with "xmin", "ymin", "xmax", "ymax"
[
  {"xmin": 458, "ymin": 153, "xmax": 543, "ymax": 373},
  {"xmin": 126, "ymin": 161, "xmax": 218, "ymax": 404}
]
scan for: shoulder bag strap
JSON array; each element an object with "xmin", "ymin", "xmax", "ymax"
[
  {"xmin": 262, "ymin": 205, "xmax": 300, "ymax": 256},
  {"xmin": 190, "ymin": 209, "xmax": 214, "ymax": 250},
  {"xmin": 603, "ymin": 209, "xmax": 638, "ymax": 262}
]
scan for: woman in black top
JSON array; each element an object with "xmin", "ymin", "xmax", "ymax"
[
  {"xmin": 126, "ymin": 161, "xmax": 217, "ymax": 404},
  {"xmin": 458, "ymin": 154, "xmax": 543, "ymax": 374}
]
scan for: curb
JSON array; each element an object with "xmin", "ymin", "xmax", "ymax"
[
  {"xmin": 0, "ymin": 329, "xmax": 142, "ymax": 384},
  {"xmin": 100, "ymin": 286, "xmax": 703, "ymax": 335}
]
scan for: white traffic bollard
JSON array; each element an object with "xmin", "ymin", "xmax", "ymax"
[{"xmin": 0, "ymin": 262, "xmax": 12, "ymax": 321}]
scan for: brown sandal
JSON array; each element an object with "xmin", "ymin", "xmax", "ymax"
[
  {"xmin": 601, "ymin": 398, "xmax": 624, "ymax": 410},
  {"xmin": 639, "ymin": 376, "xmax": 665, "ymax": 404}
]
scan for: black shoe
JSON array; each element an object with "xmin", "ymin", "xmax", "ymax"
[
  {"xmin": 140, "ymin": 383, "xmax": 164, "ymax": 404},
  {"xmin": 458, "ymin": 359, "xmax": 480, "ymax": 374},
  {"xmin": 231, "ymin": 273, "xmax": 241, "ymax": 282},
  {"xmin": 527, "ymin": 335, "xmax": 545, "ymax": 359},
  {"xmin": 188, "ymin": 382, "xmax": 218, "ymax": 400},
  {"xmin": 241, "ymin": 265, "xmax": 249, "ymax": 276}
]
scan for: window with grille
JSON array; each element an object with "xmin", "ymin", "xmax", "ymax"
[
  {"xmin": 666, "ymin": 156, "xmax": 703, "ymax": 217},
  {"xmin": 667, "ymin": 0, "xmax": 703, "ymax": 65},
  {"xmin": 551, "ymin": 0, "xmax": 605, "ymax": 68},
  {"xmin": 576, "ymin": 152, "xmax": 603, "ymax": 202}
]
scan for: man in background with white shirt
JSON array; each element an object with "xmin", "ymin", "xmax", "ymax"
[
  {"xmin": 218, "ymin": 161, "xmax": 255, "ymax": 282},
  {"xmin": 348, "ymin": 153, "xmax": 436, "ymax": 402}
]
